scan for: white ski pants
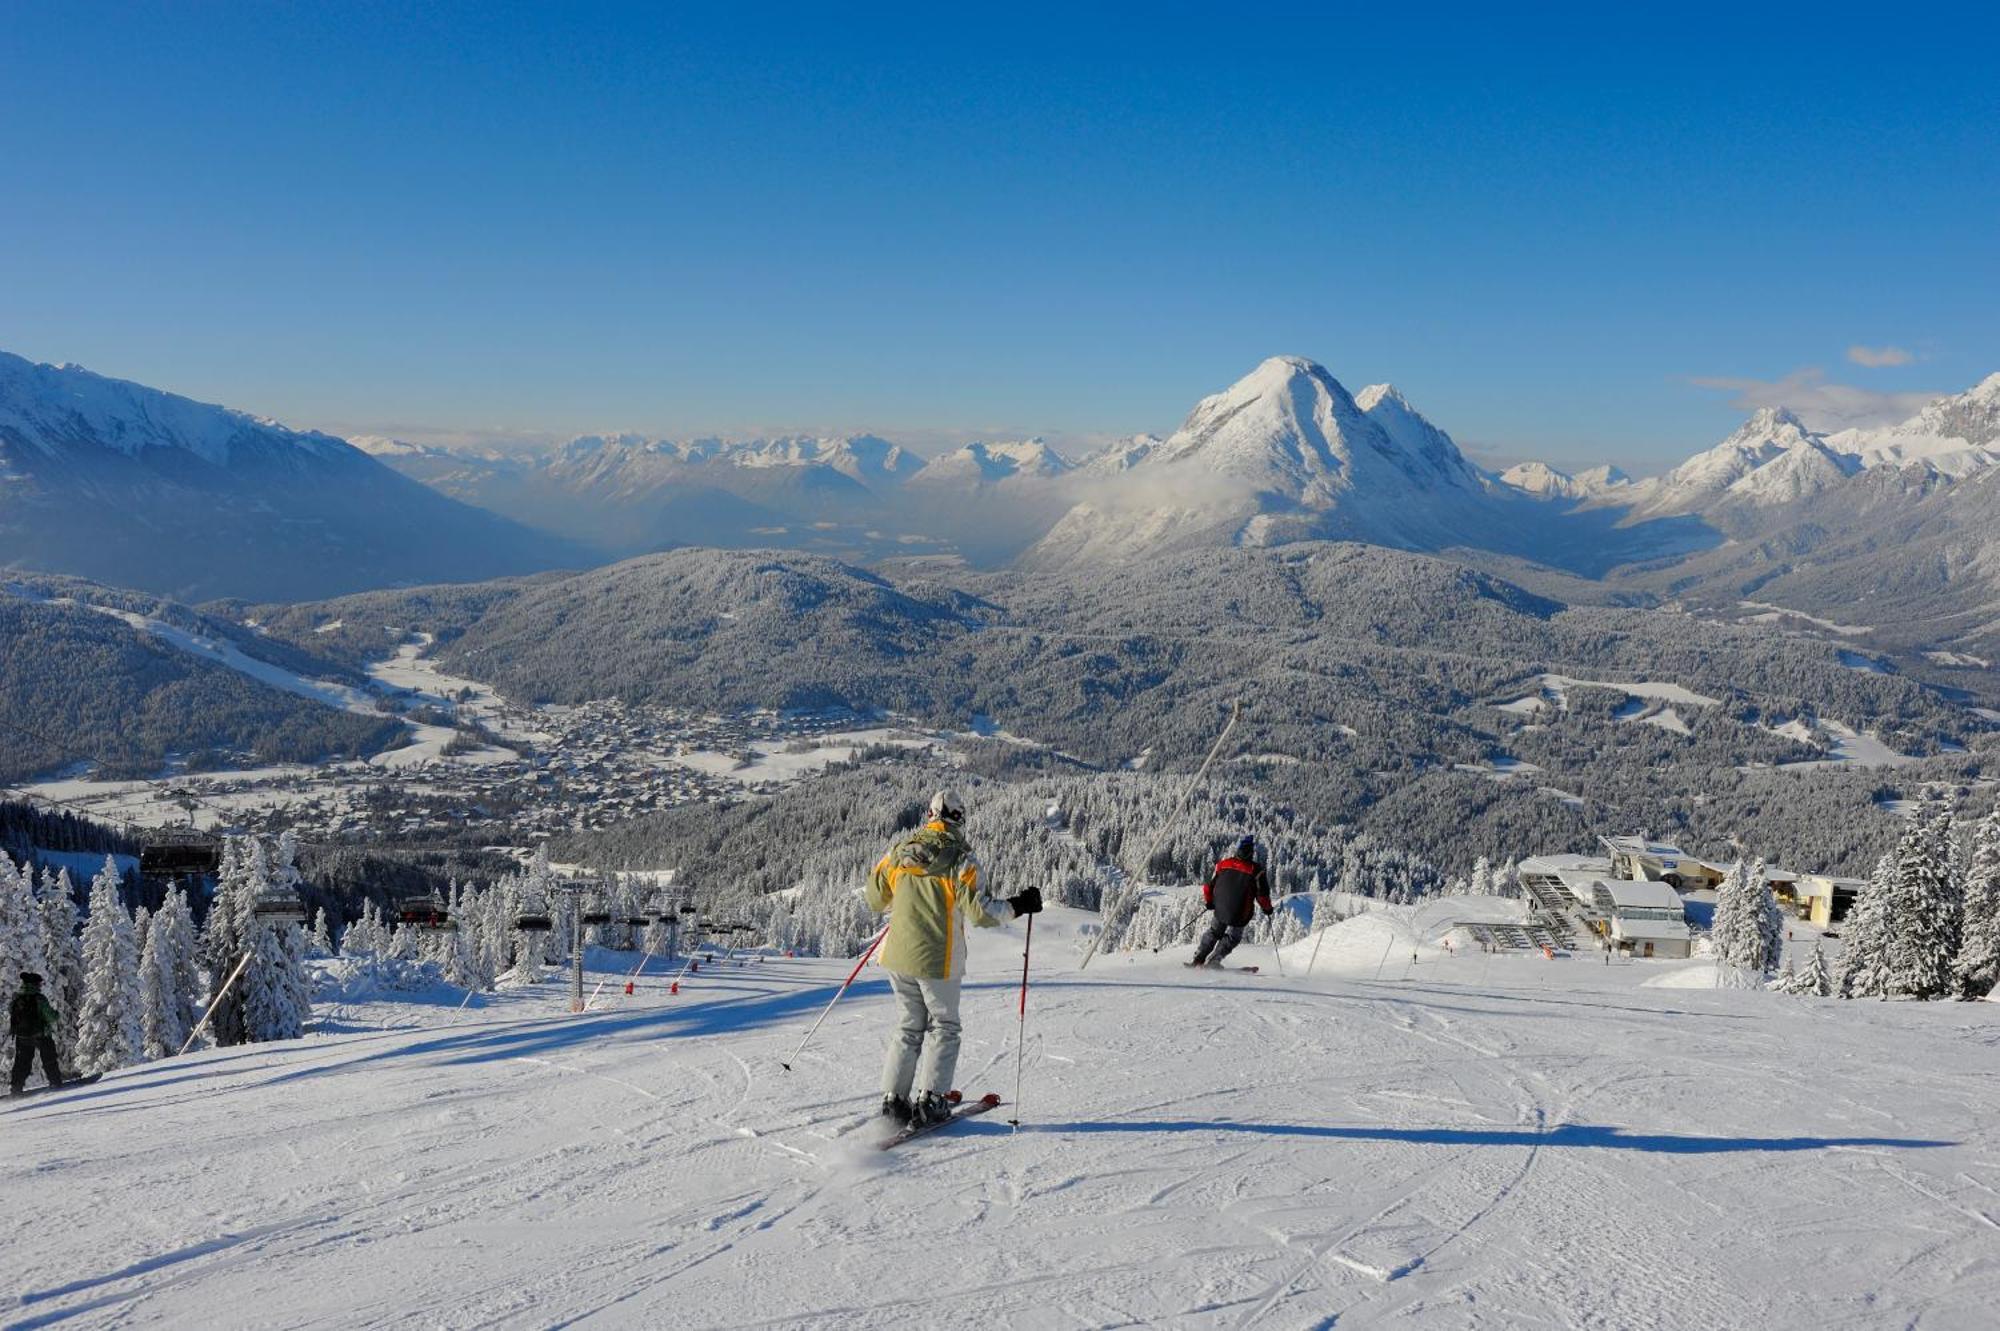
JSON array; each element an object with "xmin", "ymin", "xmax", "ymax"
[{"xmin": 880, "ymin": 973, "xmax": 962, "ymax": 1100}]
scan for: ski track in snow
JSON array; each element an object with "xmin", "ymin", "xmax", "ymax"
[{"xmin": 4, "ymin": 909, "xmax": 1998, "ymax": 1329}]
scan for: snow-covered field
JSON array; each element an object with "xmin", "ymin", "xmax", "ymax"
[{"xmin": 7, "ymin": 908, "xmax": 1998, "ymax": 1329}]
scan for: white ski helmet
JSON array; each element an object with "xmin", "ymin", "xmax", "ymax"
[{"xmin": 928, "ymin": 789, "xmax": 967, "ymax": 824}]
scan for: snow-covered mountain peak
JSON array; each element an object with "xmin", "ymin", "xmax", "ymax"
[
  {"xmin": 1145, "ymin": 356, "xmax": 1482, "ymax": 503},
  {"xmin": 0, "ymin": 350, "xmax": 353, "ymax": 468},
  {"xmin": 910, "ymin": 438, "xmax": 1076, "ymax": 486},
  {"xmin": 1498, "ymin": 460, "xmax": 1635, "ymax": 502}
]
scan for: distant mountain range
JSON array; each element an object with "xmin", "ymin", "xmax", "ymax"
[
  {"xmin": 0, "ymin": 352, "xmax": 583, "ymax": 601},
  {"xmin": 6, "ymin": 346, "xmax": 2000, "ymax": 652}
]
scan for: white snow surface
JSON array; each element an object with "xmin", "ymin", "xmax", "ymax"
[{"xmin": 9, "ymin": 906, "xmax": 1995, "ymax": 1328}]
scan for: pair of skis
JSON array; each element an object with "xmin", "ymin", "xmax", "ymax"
[
  {"xmin": 1184, "ymin": 961, "xmax": 1260, "ymax": 974},
  {"xmin": 879, "ymin": 1091, "xmax": 1003, "ymax": 1150},
  {"xmin": 6, "ymin": 1073, "xmax": 102, "ymax": 1106}
]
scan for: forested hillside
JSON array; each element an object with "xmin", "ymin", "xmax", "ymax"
[{"xmin": 0, "ymin": 592, "xmax": 404, "ymax": 781}]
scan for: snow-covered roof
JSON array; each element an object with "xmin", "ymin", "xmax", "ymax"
[
  {"xmin": 1596, "ymin": 878, "xmax": 1686, "ymax": 913},
  {"xmin": 1611, "ymin": 917, "xmax": 1693, "ymax": 942},
  {"xmin": 1520, "ymin": 854, "xmax": 1610, "ymax": 877}
]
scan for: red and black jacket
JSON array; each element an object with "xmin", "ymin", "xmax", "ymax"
[{"xmin": 1202, "ymin": 856, "xmax": 1273, "ymax": 927}]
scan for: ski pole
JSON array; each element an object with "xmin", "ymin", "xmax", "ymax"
[
  {"xmin": 779, "ymin": 925, "xmax": 888, "ymax": 1072},
  {"xmin": 1008, "ymin": 913, "xmax": 1034, "ymax": 1128},
  {"xmin": 179, "ymin": 950, "xmax": 253, "ymax": 1056}
]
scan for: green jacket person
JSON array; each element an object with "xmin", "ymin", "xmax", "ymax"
[{"xmin": 9, "ymin": 972, "xmax": 66, "ymax": 1096}]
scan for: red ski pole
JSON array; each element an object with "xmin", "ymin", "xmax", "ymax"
[
  {"xmin": 1007, "ymin": 913, "xmax": 1035, "ymax": 1127},
  {"xmin": 780, "ymin": 925, "xmax": 888, "ymax": 1072}
]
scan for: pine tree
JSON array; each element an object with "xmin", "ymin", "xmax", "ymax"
[
  {"xmin": 1469, "ymin": 856, "xmax": 1494, "ymax": 898},
  {"xmin": 239, "ymin": 919, "xmax": 308, "ymax": 1042},
  {"xmin": 1880, "ymin": 799, "xmax": 1961, "ymax": 1001},
  {"xmin": 1837, "ymin": 853, "xmax": 1894, "ymax": 999},
  {"xmin": 74, "ymin": 857, "xmax": 143, "ymax": 1076},
  {"xmin": 203, "ymin": 837, "xmax": 254, "ymax": 1046},
  {"xmin": 1797, "ymin": 944, "xmax": 1832, "ymax": 998},
  {"xmin": 1711, "ymin": 858, "xmax": 1779, "ymax": 973},
  {"xmin": 0, "ymin": 854, "xmax": 44, "ymax": 1004},
  {"xmin": 307, "ymin": 908, "xmax": 335, "ymax": 958},
  {"xmin": 139, "ymin": 888, "xmax": 201, "ymax": 1059},
  {"xmin": 1755, "ymin": 865, "xmax": 1786, "ymax": 975},
  {"xmin": 35, "ymin": 867, "xmax": 85, "ymax": 1061},
  {"xmin": 1951, "ymin": 800, "xmax": 2000, "ymax": 1000}
]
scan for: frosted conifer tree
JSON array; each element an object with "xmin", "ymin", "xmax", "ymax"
[
  {"xmin": 1469, "ymin": 856, "xmax": 1494, "ymax": 899},
  {"xmin": 203, "ymin": 837, "xmax": 257, "ymax": 1046},
  {"xmin": 1951, "ymin": 800, "xmax": 2000, "ymax": 1000},
  {"xmin": 0, "ymin": 855, "xmax": 45, "ymax": 1002},
  {"xmin": 1880, "ymin": 799, "xmax": 1960, "ymax": 1001},
  {"xmin": 1711, "ymin": 859, "xmax": 1778, "ymax": 972},
  {"xmin": 139, "ymin": 888, "xmax": 201, "ymax": 1059},
  {"xmin": 35, "ymin": 868, "xmax": 85, "ymax": 1060},
  {"xmin": 1837, "ymin": 853, "xmax": 1894, "ymax": 999},
  {"xmin": 74, "ymin": 857, "xmax": 143, "ymax": 1075},
  {"xmin": 1796, "ymin": 944, "xmax": 1832, "ymax": 998},
  {"xmin": 239, "ymin": 919, "xmax": 308, "ymax": 1042},
  {"xmin": 307, "ymin": 908, "xmax": 335, "ymax": 958}
]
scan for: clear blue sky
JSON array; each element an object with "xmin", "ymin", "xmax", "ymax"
[{"xmin": 3, "ymin": 3, "xmax": 1995, "ymax": 471}]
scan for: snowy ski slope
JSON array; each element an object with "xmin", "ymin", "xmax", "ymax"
[{"xmin": 5, "ymin": 908, "xmax": 1997, "ymax": 1329}]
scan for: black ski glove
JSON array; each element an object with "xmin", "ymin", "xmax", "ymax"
[{"xmin": 1008, "ymin": 887, "xmax": 1044, "ymax": 917}]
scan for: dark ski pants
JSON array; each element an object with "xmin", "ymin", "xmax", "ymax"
[
  {"xmin": 10, "ymin": 1035, "xmax": 62, "ymax": 1093},
  {"xmin": 1193, "ymin": 920, "xmax": 1245, "ymax": 967}
]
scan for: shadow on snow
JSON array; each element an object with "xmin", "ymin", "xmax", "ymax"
[{"xmin": 993, "ymin": 1119, "xmax": 1952, "ymax": 1154}]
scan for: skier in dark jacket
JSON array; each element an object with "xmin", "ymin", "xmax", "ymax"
[
  {"xmin": 1191, "ymin": 836, "xmax": 1274, "ymax": 968},
  {"xmin": 9, "ymin": 972, "xmax": 66, "ymax": 1096}
]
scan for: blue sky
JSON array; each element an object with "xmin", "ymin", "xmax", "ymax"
[{"xmin": 2, "ymin": 3, "xmax": 1994, "ymax": 471}]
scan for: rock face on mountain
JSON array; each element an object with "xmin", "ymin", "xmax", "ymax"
[
  {"xmin": 1825, "ymin": 372, "xmax": 2000, "ymax": 477},
  {"xmin": 0, "ymin": 352, "xmax": 581, "ymax": 601}
]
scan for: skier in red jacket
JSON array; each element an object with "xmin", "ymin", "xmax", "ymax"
[{"xmin": 1191, "ymin": 836, "xmax": 1273, "ymax": 968}]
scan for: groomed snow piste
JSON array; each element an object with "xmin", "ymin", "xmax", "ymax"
[{"xmin": 6, "ymin": 907, "xmax": 1997, "ymax": 1329}]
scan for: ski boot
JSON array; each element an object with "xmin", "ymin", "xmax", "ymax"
[
  {"xmin": 910, "ymin": 1091, "xmax": 953, "ymax": 1129},
  {"xmin": 880, "ymin": 1094, "xmax": 913, "ymax": 1125}
]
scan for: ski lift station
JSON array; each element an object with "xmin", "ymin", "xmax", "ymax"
[{"xmin": 1519, "ymin": 852, "xmax": 1695, "ymax": 959}]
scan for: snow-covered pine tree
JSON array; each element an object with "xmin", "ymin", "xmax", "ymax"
[
  {"xmin": 1951, "ymin": 799, "xmax": 2000, "ymax": 1000},
  {"xmin": 1797, "ymin": 943, "xmax": 1832, "ymax": 998},
  {"xmin": 1469, "ymin": 856, "xmax": 1494, "ymax": 899},
  {"xmin": 139, "ymin": 887, "xmax": 201, "ymax": 1059},
  {"xmin": 1880, "ymin": 798, "xmax": 1961, "ymax": 1001},
  {"xmin": 1774, "ymin": 957, "xmax": 1798, "ymax": 993},
  {"xmin": 74, "ymin": 856, "xmax": 143, "ymax": 1075},
  {"xmin": 35, "ymin": 867, "xmax": 85, "ymax": 1061},
  {"xmin": 239, "ymin": 918, "xmax": 306, "ymax": 1042},
  {"xmin": 1837, "ymin": 853, "xmax": 1894, "ymax": 999},
  {"xmin": 1755, "ymin": 865, "xmax": 1786, "ymax": 975},
  {"xmin": 307, "ymin": 908, "xmax": 335, "ymax": 958},
  {"xmin": 0, "ymin": 854, "xmax": 45, "ymax": 1004},
  {"xmin": 202, "ymin": 837, "xmax": 254, "ymax": 1046},
  {"xmin": 1710, "ymin": 858, "xmax": 1777, "ymax": 972}
]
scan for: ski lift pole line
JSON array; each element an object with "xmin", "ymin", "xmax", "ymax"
[
  {"xmin": 1079, "ymin": 697, "xmax": 1242, "ymax": 971},
  {"xmin": 179, "ymin": 950, "xmax": 254, "ymax": 1056},
  {"xmin": 779, "ymin": 924, "xmax": 889, "ymax": 1072}
]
